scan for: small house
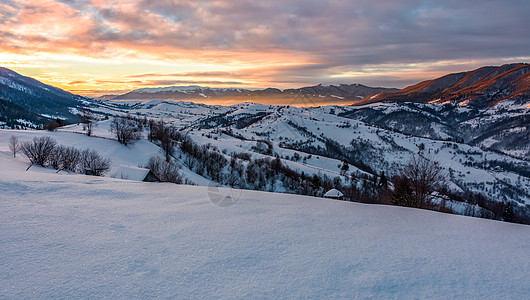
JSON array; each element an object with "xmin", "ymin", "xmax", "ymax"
[
  {"xmin": 112, "ymin": 166, "xmax": 160, "ymax": 182},
  {"xmin": 84, "ymin": 168, "xmax": 93, "ymax": 176},
  {"xmin": 323, "ymin": 188, "xmax": 343, "ymax": 200}
]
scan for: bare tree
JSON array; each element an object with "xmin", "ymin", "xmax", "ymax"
[
  {"xmin": 9, "ymin": 135, "xmax": 20, "ymax": 157},
  {"xmin": 60, "ymin": 146, "xmax": 81, "ymax": 171},
  {"xmin": 48, "ymin": 145, "xmax": 81, "ymax": 172},
  {"xmin": 79, "ymin": 108, "xmax": 97, "ymax": 136},
  {"xmin": 79, "ymin": 149, "xmax": 111, "ymax": 176},
  {"xmin": 151, "ymin": 121, "xmax": 177, "ymax": 161},
  {"xmin": 391, "ymin": 154, "xmax": 445, "ymax": 208},
  {"xmin": 110, "ymin": 117, "xmax": 142, "ymax": 146},
  {"xmin": 20, "ymin": 136, "xmax": 57, "ymax": 166},
  {"xmin": 144, "ymin": 155, "xmax": 182, "ymax": 183},
  {"xmin": 48, "ymin": 145, "xmax": 64, "ymax": 170}
]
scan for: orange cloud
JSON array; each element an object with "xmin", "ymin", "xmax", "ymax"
[{"xmin": 1, "ymin": 0, "xmax": 528, "ymax": 99}]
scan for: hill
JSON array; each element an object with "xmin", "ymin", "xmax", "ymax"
[
  {"xmin": 0, "ymin": 67, "xmax": 84, "ymax": 123},
  {"xmin": 0, "ymin": 147, "xmax": 528, "ymax": 298},
  {"xmin": 59, "ymin": 100, "xmax": 530, "ymax": 213},
  {"xmin": 358, "ymin": 63, "xmax": 530, "ymax": 107},
  {"xmin": 0, "ymin": 99, "xmax": 53, "ymax": 129},
  {"xmin": 339, "ymin": 101, "xmax": 530, "ymax": 159}
]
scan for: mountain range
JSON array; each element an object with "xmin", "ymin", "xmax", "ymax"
[
  {"xmin": 97, "ymin": 63, "xmax": 530, "ymax": 107},
  {"xmin": 358, "ymin": 63, "xmax": 530, "ymax": 107},
  {"xmin": 2, "ymin": 63, "xmax": 529, "ymax": 114},
  {"xmin": 102, "ymin": 83, "xmax": 398, "ymax": 106}
]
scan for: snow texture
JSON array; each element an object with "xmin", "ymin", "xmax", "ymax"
[{"xmin": 1, "ymin": 148, "xmax": 529, "ymax": 298}]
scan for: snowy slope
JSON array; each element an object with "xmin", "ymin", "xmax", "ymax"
[
  {"xmin": 1, "ymin": 151, "xmax": 529, "ymax": 298},
  {"xmin": 61, "ymin": 99, "xmax": 530, "ymax": 205},
  {"xmin": 181, "ymin": 103, "xmax": 530, "ymax": 205},
  {"xmin": 0, "ymin": 67, "xmax": 83, "ymax": 122},
  {"xmin": 0, "ymin": 129, "xmax": 211, "ymax": 186}
]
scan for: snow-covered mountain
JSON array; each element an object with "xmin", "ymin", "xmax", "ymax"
[
  {"xmin": 359, "ymin": 63, "xmax": 530, "ymax": 107},
  {"xmin": 0, "ymin": 67, "xmax": 84, "ymax": 123},
  {"xmin": 112, "ymin": 85, "xmax": 250, "ymax": 101},
  {"xmin": 105, "ymin": 84, "xmax": 397, "ymax": 106}
]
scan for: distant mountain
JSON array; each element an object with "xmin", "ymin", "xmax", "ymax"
[
  {"xmin": 284, "ymin": 84, "xmax": 396, "ymax": 99},
  {"xmin": 0, "ymin": 67, "xmax": 83, "ymax": 122},
  {"xmin": 97, "ymin": 94, "xmax": 122, "ymax": 101},
  {"xmin": 104, "ymin": 84, "xmax": 398, "ymax": 105},
  {"xmin": 358, "ymin": 63, "xmax": 530, "ymax": 107},
  {"xmin": 111, "ymin": 85, "xmax": 250, "ymax": 101}
]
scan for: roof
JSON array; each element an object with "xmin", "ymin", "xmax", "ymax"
[
  {"xmin": 112, "ymin": 166, "xmax": 151, "ymax": 181},
  {"xmin": 324, "ymin": 189, "xmax": 343, "ymax": 198}
]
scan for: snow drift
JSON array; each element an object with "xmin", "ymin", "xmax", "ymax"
[{"xmin": 0, "ymin": 143, "xmax": 529, "ymax": 298}]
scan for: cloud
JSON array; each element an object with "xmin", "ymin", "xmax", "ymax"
[
  {"xmin": 126, "ymin": 71, "xmax": 244, "ymax": 78},
  {"xmin": 2, "ymin": 0, "xmax": 529, "ymax": 93}
]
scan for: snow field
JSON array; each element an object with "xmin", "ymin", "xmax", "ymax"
[{"xmin": 1, "ymin": 148, "xmax": 529, "ymax": 298}]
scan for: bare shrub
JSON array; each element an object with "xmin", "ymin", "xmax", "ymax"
[
  {"xmin": 144, "ymin": 155, "xmax": 182, "ymax": 183},
  {"xmin": 48, "ymin": 145, "xmax": 81, "ymax": 171},
  {"xmin": 61, "ymin": 146, "xmax": 81, "ymax": 171},
  {"xmin": 80, "ymin": 149, "xmax": 111, "ymax": 176},
  {"xmin": 391, "ymin": 154, "xmax": 445, "ymax": 208},
  {"xmin": 110, "ymin": 117, "xmax": 142, "ymax": 146},
  {"xmin": 79, "ymin": 108, "xmax": 97, "ymax": 136},
  {"xmin": 391, "ymin": 175, "xmax": 415, "ymax": 207},
  {"xmin": 149, "ymin": 121, "xmax": 178, "ymax": 161},
  {"xmin": 48, "ymin": 145, "xmax": 64, "ymax": 169},
  {"xmin": 232, "ymin": 152, "xmax": 252, "ymax": 161},
  {"xmin": 20, "ymin": 136, "xmax": 57, "ymax": 166},
  {"xmin": 9, "ymin": 135, "xmax": 19, "ymax": 157}
]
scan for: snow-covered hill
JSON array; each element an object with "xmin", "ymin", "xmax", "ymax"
[
  {"xmin": 1, "ymin": 69, "xmax": 528, "ymax": 216},
  {"xmin": 340, "ymin": 101, "xmax": 530, "ymax": 159},
  {"xmin": 79, "ymin": 99, "xmax": 530, "ymax": 209},
  {"xmin": 0, "ymin": 128, "xmax": 210, "ymax": 186},
  {"xmin": 0, "ymin": 148, "xmax": 529, "ymax": 298},
  {"xmin": 360, "ymin": 63, "xmax": 530, "ymax": 107},
  {"xmin": 0, "ymin": 67, "xmax": 84, "ymax": 123}
]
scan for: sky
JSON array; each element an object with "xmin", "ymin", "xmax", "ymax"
[{"xmin": 1, "ymin": 0, "xmax": 529, "ymax": 97}]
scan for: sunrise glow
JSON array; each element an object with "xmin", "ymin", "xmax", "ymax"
[{"xmin": 1, "ymin": 0, "xmax": 529, "ymax": 99}]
